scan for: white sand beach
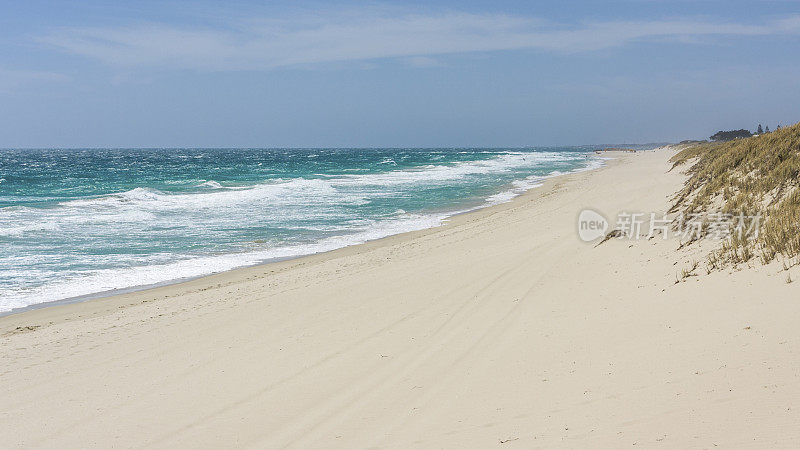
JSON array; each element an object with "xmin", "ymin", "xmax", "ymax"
[{"xmin": 2, "ymin": 147, "xmax": 799, "ymax": 448}]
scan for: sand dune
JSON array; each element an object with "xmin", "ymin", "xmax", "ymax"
[{"xmin": 2, "ymin": 148, "xmax": 799, "ymax": 448}]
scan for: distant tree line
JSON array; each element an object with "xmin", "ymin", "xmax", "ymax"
[
  {"xmin": 710, "ymin": 123, "xmax": 783, "ymax": 141},
  {"xmin": 710, "ymin": 129, "xmax": 752, "ymax": 141}
]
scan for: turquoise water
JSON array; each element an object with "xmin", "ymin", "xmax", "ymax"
[{"xmin": 0, "ymin": 147, "xmax": 607, "ymax": 312}]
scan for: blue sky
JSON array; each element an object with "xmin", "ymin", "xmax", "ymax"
[{"xmin": 1, "ymin": 0, "xmax": 799, "ymax": 147}]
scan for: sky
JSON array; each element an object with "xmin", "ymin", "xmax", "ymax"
[{"xmin": 1, "ymin": 0, "xmax": 799, "ymax": 148}]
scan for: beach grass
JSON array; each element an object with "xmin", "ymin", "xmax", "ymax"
[{"xmin": 670, "ymin": 121, "xmax": 800, "ymax": 268}]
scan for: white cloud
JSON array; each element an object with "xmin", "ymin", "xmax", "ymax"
[{"xmin": 36, "ymin": 11, "xmax": 800, "ymax": 71}]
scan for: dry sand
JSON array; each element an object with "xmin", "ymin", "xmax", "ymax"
[{"xmin": 2, "ymin": 148, "xmax": 799, "ymax": 448}]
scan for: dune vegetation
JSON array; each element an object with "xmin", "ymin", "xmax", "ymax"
[{"xmin": 669, "ymin": 121, "xmax": 800, "ymax": 268}]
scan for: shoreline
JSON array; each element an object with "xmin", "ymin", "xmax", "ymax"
[
  {"xmin": 5, "ymin": 146, "xmax": 799, "ymax": 447},
  {"xmin": 0, "ymin": 154, "xmax": 608, "ymax": 319}
]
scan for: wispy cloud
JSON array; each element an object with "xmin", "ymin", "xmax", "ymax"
[
  {"xmin": 0, "ymin": 68, "xmax": 68, "ymax": 93},
  {"xmin": 36, "ymin": 11, "xmax": 800, "ymax": 71},
  {"xmin": 403, "ymin": 56, "xmax": 444, "ymax": 68}
]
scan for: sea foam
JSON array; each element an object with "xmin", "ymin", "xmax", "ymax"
[{"xmin": 0, "ymin": 148, "xmax": 606, "ymax": 313}]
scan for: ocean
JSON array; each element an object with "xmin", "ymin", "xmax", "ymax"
[{"xmin": 0, "ymin": 147, "xmax": 617, "ymax": 313}]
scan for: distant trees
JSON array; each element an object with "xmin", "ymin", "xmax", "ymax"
[
  {"xmin": 708, "ymin": 123, "xmax": 783, "ymax": 141},
  {"xmin": 710, "ymin": 129, "xmax": 753, "ymax": 141}
]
